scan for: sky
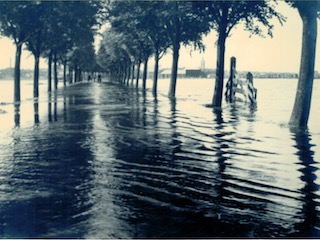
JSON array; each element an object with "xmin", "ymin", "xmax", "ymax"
[
  {"xmin": 162, "ymin": 1, "xmax": 320, "ymax": 73},
  {"xmin": 0, "ymin": 1, "xmax": 319, "ymax": 73}
]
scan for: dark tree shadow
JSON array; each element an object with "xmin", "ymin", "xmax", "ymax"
[
  {"xmin": 34, "ymin": 100, "xmax": 39, "ymax": 124},
  {"xmin": 291, "ymin": 129, "xmax": 320, "ymax": 237},
  {"xmin": 14, "ymin": 103, "xmax": 20, "ymax": 127}
]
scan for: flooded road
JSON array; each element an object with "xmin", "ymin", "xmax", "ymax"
[{"xmin": 0, "ymin": 79, "xmax": 319, "ymax": 238}]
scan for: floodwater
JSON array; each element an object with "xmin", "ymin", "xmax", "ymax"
[{"xmin": 0, "ymin": 77, "xmax": 319, "ymax": 238}]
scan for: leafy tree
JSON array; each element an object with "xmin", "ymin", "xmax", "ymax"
[
  {"xmin": 68, "ymin": 29, "xmax": 96, "ymax": 83},
  {"xmin": 102, "ymin": 0, "xmax": 208, "ymax": 97},
  {"xmin": 0, "ymin": 1, "xmax": 103, "ymax": 101},
  {"xmin": 164, "ymin": 1, "xmax": 210, "ymax": 98},
  {"xmin": 24, "ymin": 1, "xmax": 51, "ymax": 98},
  {"xmin": 106, "ymin": 1, "xmax": 154, "ymax": 89},
  {"xmin": 97, "ymin": 35, "xmax": 111, "ymax": 73},
  {"xmin": 138, "ymin": 31, "xmax": 153, "ymax": 90},
  {"xmin": 138, "ymin": 1, "xmax": 171, "ymax": 96},
  {"xmin": 46, "ymin": 1, "xmax": 102, "ymax": 88},
  {"xmin": 0, "ymin": 1, "xmax": 38, "ymax": 102},
  {"xmin": 126, "ymin": 1, "xmax": 170, "ymax": 95},
  {"xmin": 98, "ymin": 29, "xmax": 132, "ymax": 83},
  {"xmin": 194, "ymin": 0, "xmax": 284, "ymax": 107},
  {"xmin": 287, "ymin": 0, "xmax": 320, "ymax": 129}
]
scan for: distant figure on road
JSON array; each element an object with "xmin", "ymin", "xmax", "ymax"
[
  {"xmin": 97, "ymin": 74, "xmax": 102, "ymax": 83},
  {"xmin": 88, "ymin": 74, "xmax": 92, "ymax": 82}
]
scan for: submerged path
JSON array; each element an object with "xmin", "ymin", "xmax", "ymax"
[{"xmin": 0, "ymin": 81, "xmax": 319, "ymax": 238}]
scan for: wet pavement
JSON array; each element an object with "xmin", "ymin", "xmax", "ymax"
[{"xmin": 0, "ymin": 80, "xmax": 319, "ymax": 238}]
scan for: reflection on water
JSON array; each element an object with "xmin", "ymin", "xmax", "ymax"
[
  {"xmin": 14, "ymin": 104, "xmax": 20, "ymax": 127},
  {"xmin": 0, "ymin": 80, "xmax": 319, "ymax": 238},
  {"xmin": 34, "ymin": 101, "xmax": 39, "ymax": 124},
  {"xmin": 293, "ymin": 131, "xmax": 319, "ymax": 236},
  {"xmin": 47, "ymin": 92, "xmax": 58, "ymax": 122}
]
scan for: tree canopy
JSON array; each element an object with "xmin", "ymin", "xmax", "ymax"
[
  {"xmin": 0, "ymin": 1, "xmax": 104, "ymax": 100},
  {"xmin": 100, "ymin": 0, "xmax": 210, "ymax": 96}
]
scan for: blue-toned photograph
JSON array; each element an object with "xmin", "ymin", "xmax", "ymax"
[{"xmin": 0, "ymin": 0, "xmax": 319, "ymax": 238}]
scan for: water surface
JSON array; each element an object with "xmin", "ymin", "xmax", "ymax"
[{"xmin": 0, "ymin": 78, "xmax": 319, "ymax": 238}]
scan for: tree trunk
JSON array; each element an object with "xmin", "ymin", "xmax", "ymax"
[
  {"xmin": 142, "ymin": 58, "xmax": 148, "ymax": 90},
  {"xmin": 54, "ymin": 53, "xmax": 58, "ymax": 90},
  {"xmin": 33, "ymin": 55, "xmax": 40, "ymax": 98},
  {"xmin": 168, "ymin": 41, "xmax": 180, "ymax": 98},
  {"xmin": 289, "ymin": 8, "xmax": 317, "ymax": 129},
  {"xmin": 131, "ymin": 63, "xmax": 135, "ymax": 85},
  {"xmin": 68, "ymin": 65, "xmax": 73, "ymax": 84},
  {"xmin": 34, "ymin": 101, "xmax": 39, "ymax": 124},
  {"xmin": 74, "ymin": 64, "xmax": 78, "ymax": 83},
  {"xmin": 48, "ymin": 51, "xmax": 52, "ymax": 92},
  {"xmin": 14, "ymin": 43, "xmax": 22, "ymax": 103},
  {"xmin": 136, "ymin": 60, "xmax": 141, "ymax": 88},
  {"xmin": 212, "ymin": 33, "xmax": 227, "ymax": 107},
  {"xmin": 117, "ymin": 68, "xmax": 120, "ymax": 82},
  {"xmin": 63, "ymin": 59, "xmax": 67, "ymax": 87},
  {"xmin": 168, "ymin": 2, "xmax": 181, "ymax": 98},
  {"xmin": 115, "ymin": 66, "xmax": 119, "ymax": 82},
  {"xmin": 126, "ymin": 64, "xmax": 131, "ymax": 85},
  {"xmin": 79, "ymin": 68, "xmax": 82, "ymax": 82},
  {"xmin": 123, "ymin": 65, "xmax": 127, "ymax": 84},
  {"xmin": 152, "ymin": 50, "xmax": 160, "ymax": 96}
]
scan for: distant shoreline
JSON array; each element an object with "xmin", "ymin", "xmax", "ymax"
[
  {"xmin": 1, "ymin": 67, "xmax": 319, "ymax": 80},
  {"xmin": 1, "ymin": 77, "xmax": 320, "ymax": 81}
]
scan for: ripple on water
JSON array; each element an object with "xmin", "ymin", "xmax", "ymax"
[{"xmin": 0, "ymin": 81, "xmax": 319, "ymax": 238}]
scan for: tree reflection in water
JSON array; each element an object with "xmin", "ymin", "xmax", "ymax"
[
  {"xmin": 291, "ymin": 130, "xmax": 319, "ymax": 237},
  {"xmin": 1, "ymin": 81, "xmax": 320, "ymax": 238}
]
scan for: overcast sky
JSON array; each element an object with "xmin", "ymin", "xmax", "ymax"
[
  {"xmin": 0, "ymin": 1, "xmax": 319, "ymax": 73},
  {"xmin": 163, "ymin": 1, "xmax": 320, "ymax": 73}
]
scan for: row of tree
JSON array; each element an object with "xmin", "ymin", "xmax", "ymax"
[
  {"xmin": 97, "ymin": 1, "xmax": 208, "ymax": 97},
  {"xmin": 97, "ymin": 0, "xmax": 319, "ymax": 130},
  {"xmin": 0, "ymin": 1, "xmax": 104, "ymax": 102},
  {"xmin": 97, "ymin": 1, "xmax": 285, "ymax": 99},
  {"xmin": 0, "ymin": 1, "xmax": 318, "ymax": 130}
]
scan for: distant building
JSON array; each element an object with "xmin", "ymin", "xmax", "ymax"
[
  {"xmin": 203, "ymin": 68, "xmax": 215, "ymax": 78},
  {"xmin": 155, "ymin": 67, "xmax": 303, "ymax": 80},
  {"xmin": 160, "ymin": 68, "xmax": 186, "ymax": 78},
  {"xmin": 185, "ymin": 69, "xmax": 207, "ymax": 78}
]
